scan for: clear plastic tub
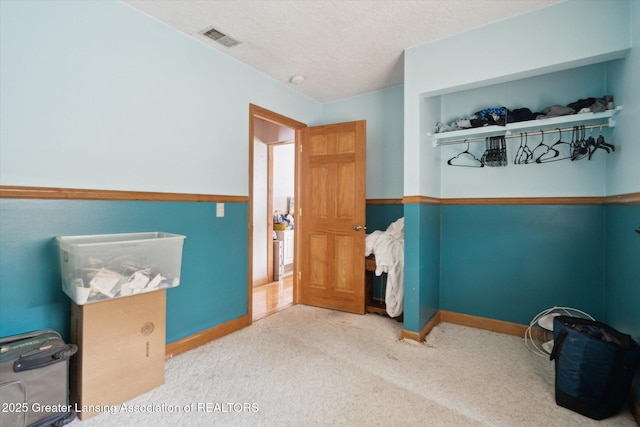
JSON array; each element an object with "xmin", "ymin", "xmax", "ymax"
[{"xmin": 57, "ymin": 232, "xmax": 185, "ymax": 304}]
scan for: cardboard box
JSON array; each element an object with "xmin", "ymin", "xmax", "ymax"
[{"xmin": 70, "ymin": 290, "xmax": 166, "ymax": 420}]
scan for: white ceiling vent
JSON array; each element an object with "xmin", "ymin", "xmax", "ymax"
[{"xmin": 201, "ymin": 27, "xmax": 240, "ymax": 48}]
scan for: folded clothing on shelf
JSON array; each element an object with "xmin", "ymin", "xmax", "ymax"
[{"xmin": 434, "ymin": 95, "xmax": 614, "ymax": 134}]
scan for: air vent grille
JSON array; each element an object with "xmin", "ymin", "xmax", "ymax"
[{"xmin": 202, "ymin": 27, "xmax": 240, "ymax": 48}]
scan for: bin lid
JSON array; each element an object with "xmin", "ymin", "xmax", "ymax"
[{"xmin": 56, "ymin": 232, "xmax": 185, "ymax": 247}]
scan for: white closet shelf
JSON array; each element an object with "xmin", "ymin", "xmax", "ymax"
[{"xmin": 430, "ymin": 106, "xmax": 622, "ymax": 146}]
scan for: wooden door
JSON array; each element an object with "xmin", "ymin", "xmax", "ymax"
[{"xmin": 298, "ymin": 120, "xmax": 366, "ymax": 314}]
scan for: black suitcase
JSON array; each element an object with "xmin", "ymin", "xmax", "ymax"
[{"xmin": 0, "ymin": 329, "xmax": 78, "ymax": 427}]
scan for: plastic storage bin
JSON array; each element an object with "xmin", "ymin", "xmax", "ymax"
[{"xmin": 57, "ymin": 232, "xmax": 185, "ymax": 305}]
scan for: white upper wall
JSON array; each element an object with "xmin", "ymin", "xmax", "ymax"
[
  {"xmin": 252, "ymin": 136, "xmax": 268, "ymax": 280},
  {"xmin": 404, "ymin": 0, "xmax": 633, "ymax": 198},
  {"xmin": 0, "ymin": 1, "xmax": 322, "ymax": 196},
  {"xmin": 273, "ymin": 144, "xmax": 295, "ymax": 214}
]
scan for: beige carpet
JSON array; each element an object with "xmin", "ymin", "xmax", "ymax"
[{"xmin": 70, "ymin": 305, "xmax": 637, "ymax": 426}]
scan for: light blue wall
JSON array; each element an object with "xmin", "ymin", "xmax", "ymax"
[
  {"xmin": 601, "ymin": 0, "xmax": 640, "ymax": 198},
  {"xmin": 406, "ymin": 0, "xmax": 630, "ymax": 99},
  {"xmin": 0, "ymin": 0, "xmax": 322, "ymax": 195},
  {"xmin": 322, "ymin": 86, "xmax": 404, "ymax": 199}
]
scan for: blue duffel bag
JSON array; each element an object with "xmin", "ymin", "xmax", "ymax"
[{"xmin": 549, "ymin": 315, "xmax": 640, "ymax": 420}]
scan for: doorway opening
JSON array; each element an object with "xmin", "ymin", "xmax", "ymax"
[{"xmin": 249, "ymin": 105, "xmax": 306, "ymax": 322}]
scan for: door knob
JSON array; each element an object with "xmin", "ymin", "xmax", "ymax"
[{"xmin": 353, "ymin": 224, "xmax": 363, "ymax": 231}]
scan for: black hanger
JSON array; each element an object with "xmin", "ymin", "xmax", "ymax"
[
  {"xmin": 585, "ymin": 127, "xmax": 600, "ymax": 159},
  {"xmin": 536, "ymin": 128, "xmax": 572, "ymax": 163},
  {"xmin": 531, "ymin": 130, "xmax": 560, "ymax": 163},
  {"xmin": 499, "ymin": 136, "xmax": 508, "ymax": 166},
  {"xmin": 597, "ymin": 135, "xmax": 615, "ymax": 152},
  {"xmin": 588, "ymin": 127, "xmax": 614, "ymax": 160},
  {"xmin": 482, "ymin": 136, "xmax": 507, "ymax": 167},
  {"xmin": 593, "ymin": 127, "xmax": 615, "ymax": 156},
  {"xmin": 514, "ymin": 133, "xmax": 533, "ymax": 165},
  {"xmin": 571, "ymin": 126, "xmax": 588, "ymax": 161},
  {"xmin": 447, "ymin": 141, "xmax": 484, "ymax": 167}
]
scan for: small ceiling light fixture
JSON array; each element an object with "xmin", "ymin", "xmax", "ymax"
[{"xmin": 289, "ymin": 74, "xmax": 305, "ymax": 84}]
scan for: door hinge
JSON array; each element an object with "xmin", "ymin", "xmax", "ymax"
[
  {"xmin": 299, "ymin": 144, "xmax": 302, "ymax": 153},
  {"xmin": 298, "ymin": 207, "xmax": 302, "ymax": 217},
  {"xmin": 298, "ymin": 271, "xmax": 301, "ymax": 280}
]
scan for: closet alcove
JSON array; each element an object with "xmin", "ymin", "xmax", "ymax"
[
  {"xmin": 424, "ymin": 61, "xmax": 624, "ymax": 146},
  {"xmin": 421, "ymin": 60, "xmax": 626, "ymax": 198}
]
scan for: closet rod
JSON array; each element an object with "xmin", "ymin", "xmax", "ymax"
[{"xmin": 437, "ymin": 123, "xmax": 609, "ymax": 146}]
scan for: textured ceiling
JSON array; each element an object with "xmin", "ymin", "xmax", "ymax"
[{"xmin": 123, "ymin": 0, "xmax": 562, "ymax": 103}]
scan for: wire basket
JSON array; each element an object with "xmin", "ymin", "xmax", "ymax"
[{"xmin": 525, "ymin": 306, "xmax": 595, "ymax": 357}]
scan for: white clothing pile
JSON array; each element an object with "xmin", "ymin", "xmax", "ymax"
[{"xmin": 365, "ymin": 217, "xmax": 404, "ymax": 317}]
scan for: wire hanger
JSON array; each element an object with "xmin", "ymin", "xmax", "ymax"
[{"xmin": 447, "ymin": 140, "xmax": 484, "ymax": 167}]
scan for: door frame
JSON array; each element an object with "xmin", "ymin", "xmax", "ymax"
[{"xmin": 248, "ymin": 104, "xmax": 306, "ymax": 321}]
